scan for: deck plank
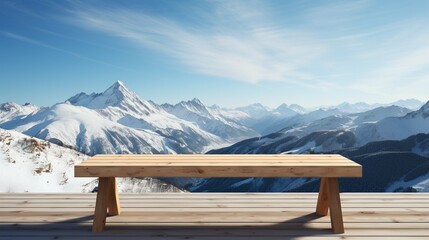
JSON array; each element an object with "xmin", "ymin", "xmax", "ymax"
[{"xmin": 0, "ymin": 193, "xmax": 428, "ymax": 239}]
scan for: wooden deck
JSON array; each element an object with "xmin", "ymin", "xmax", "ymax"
[{"xmin": 0, "ymin": 193, "xmax": 428, "ymax": 239}]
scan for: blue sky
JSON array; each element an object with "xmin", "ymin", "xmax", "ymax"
[{"xmin": 1, "ymin": 0, "xmax": 429, "ymax": 108}]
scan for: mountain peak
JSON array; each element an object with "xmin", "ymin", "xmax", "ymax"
[
  {"xmin": 419, "ymin": 101, "xmax": 429, "ymax": 114},
  {"xmin": 115, "ymin": 80, "xmax": 125, "ymax": 86},
  {"xmin": 67, "ymin": 81, "xmax": 148, "ymax": 110},
  {"xmin": 189, "ymin": 98, "xmax": 203, "ymax": 106},
  {"xmin": 402, "ymin": 100, "xmax": 429, "ymax": 119},
  {"xmin": 0, "ymin": 102, "xmax": 20, "ymax": 110},
  {"xmin": 104, "ymin": 80, "xmax": 129, "ymax": 96},
  {"xmin": 0, "ymin": 102, "xmax": 39, "ymax": 112}
]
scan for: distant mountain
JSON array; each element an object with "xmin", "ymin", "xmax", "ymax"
[
  {"xmin": 330, "ymin": 99, "xmax": 424, "ymax": 113},
  {"xmin": 185, "ymin": 133, "xmax": 429, "ymax": 192},
  {"xmin": 69, "ymin": 81, "xmax": 229, "ymax": 152},
  {"xmin": 355, "ymin": 101, "xmax": 429, "ymax": 144},
  {"xmin": 1, "ymin": 103, "xmax": 199, "ymax": 154},
  {"xmin": 161, "ymin": 98, "xmax": 258, "ymax": 142},
  {"xmin": 256, "ymin": 108, "xmax": 345, "ymax": 135},
  {"xmin": 288, "ymin": 104, "xmax": 307, "ymax": 114},
  {"xmin": 212, "ymin": 105, "xmax": 412, "ymax": 155},
  {"xmin": 182, "ymin": 103, "xmax": 429, "ymax": 193},
  {"xmin": 0, "ymin": 102, "xmax": 40, "ymax": 123},
  {"xmin": 1, "ymin": 81, "xmax": 272, "ymax": 155},
  {"xmin": 273, "ymin": 103, "xmax": 306, "ymax": 117},
  {"xmin": 235, "ymin": 103, "xmax": 272, "ymax": 119},
  {"xmin": 280, "ymin": 105, "xmax": 412, "ymax": 139},
  {"xmin": 331, "ymin": 102, "xmax": 380, "ymax": 113},
  {"xmin": 391, "ymin": 99, "xmax": 424, "ymax": 110},
  {"xmin": 0, "ymin": 129, "xmax": 183, "ymax": 192},
  {"xmin": 1, "ymin": 81, "xmax": 226, "ymax": 154}
]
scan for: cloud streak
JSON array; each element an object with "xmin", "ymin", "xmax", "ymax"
[
  {"xmin": 65, "ymin": 1, "xmax": 327, "ymax": 86},
  {"xmin": 2, "ymin": 31, "xmax": 133, "ymax": 71}
]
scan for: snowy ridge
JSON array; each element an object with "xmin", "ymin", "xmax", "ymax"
[
  {"xmin": 1, "ymin": 81, "xmax": 229, "ymax": 154},
  {"xmin": 328, "ymin": 99, "xmax": 423, "ymax": 113},
  {"xmin": 0, "ymin": 102, "xmax": 40, "ymax": 123},
  {"xmin": 279, "ymin": 106, "xmax": 412, "ymax": 140},
  {"xmin": 162, "ymin": 98, "xmax": 258, "ymax": 142},
  {"xmin": 198, "ymin": 133, "xmax": 429, "ymax": 192},
  {"xmin": 355, "ymin": 101, "xmax": 429, "ymax": 144},
  {"xmin": 1, "ymin": 103, "xmax": 185, "ymax": 155},
  {"xmin": 0, "ymin": 128, "xmax": 183, "ymax": 192}
]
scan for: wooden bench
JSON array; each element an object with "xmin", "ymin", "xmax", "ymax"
[{"xmin": 75, "ymin": 154, "xmax": 362, "ymax": 233}]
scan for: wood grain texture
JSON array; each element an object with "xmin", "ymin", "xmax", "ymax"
[
  {"xmin": 327, "ymin": 178, "xmax": 344, "ymax": 234},
  {"xmin": 0, "ymin": 193, "xmax": 428, "ymax": 239},
  {"xmin": 106, "ymin": 178, "xmax": 120, "ymax": 216},
  {"xmin": 316, "ymin": 178, "xmax": 329, "ymax": 216},
  {"xmin": 92, "ymin": 177, "xmax": 109, "ymax": 232},
  {"xmin": 74, "ymin": 154, "xmax": 362, "ymax": 178},
  {"xmin": 76, "ymin": 155, "xmax": 361, "ymax": 232}
]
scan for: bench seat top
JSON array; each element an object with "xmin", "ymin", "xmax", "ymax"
[{"xmin": 75, "ymin": 154, "xmax": 362, "ymax": 178}]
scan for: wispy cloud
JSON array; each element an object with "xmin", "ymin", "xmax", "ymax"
[
  {"xmin": 304, "ymin": 0, "xmax": 370, "ymax": 26},
  {"xmin": 2, "ymin": 31, "xmax": 133, "ymax": 71},
  {"xmin": 65, "ymin": 1, "xmax": 327, "ymax": 86},
  {"xmin": 353, "ymin": 43, "xmax": 429, "ymax": 94}
]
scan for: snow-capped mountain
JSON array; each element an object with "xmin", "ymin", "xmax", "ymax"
[
  {"xmin": 331, "ymin": 102, "xmax": 380, "ymax": 113},
  {"xmin": 161, "ymin": 98, "xmax": 258, "ymax": 141},
  {"xmin": 330, "ymin": 99, "xmax": 423, "ymax": 113},
  {"xmin": 355, "ymin": 101, "xmax": 429, "ymax": 144},
  {"xmin": 391, "ymin": 98, "xmax": 424, "ymax": 110},
  {"xmin": 196, "ymin": 133, "xmax": 429, "ymax": 192},
  {"xmin": 68, "ymin": 80, "xmax": 164, "ymax": 117},
  {"xmin": 235, "ymin": 103, "xmax": 272, "ymax": 119},
  {"xmin": 256, "ymin": 107, "xmax": 345, "ymax": 135},
  {"xmin": 179, "ymin": 103, "xmax": 429, "ymax": 193},
  {"xmin": 0, "ymin": 129, "xmax": 183, "ymax": 192},
  {"xmin": 280, "ymin": 105, "xmax": 412, "ymax": 139},
  {"xmin": 273, "ymin": 103, "xmax": 306, "ymax": 117},
  {"xmin": 68, "ymin": 81, "xmax": 227, "ymax": 153},
  {"xmin": 1, "ymin": 81, "xmax": 232, "ymax": 154},
  {"xmin": 1, "ymin": 103, "xmax": 199, "ymax": 154},
  {"xmin": 0, "ymin": 102, "xmax": 40, "ymax": 123},
  {"xmin": 203, "ymin": 103, "xmax": 424, "ymax": 157}
]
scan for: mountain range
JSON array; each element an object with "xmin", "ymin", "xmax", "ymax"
[
  {"xmin": 0, "ymin": 80, "xmax": 428, "ymax": 193},
  {"xmin": 0, "ymin": 81, "xmax": 257, "ymax": 155},
  {"xmin": 194, "ymin": 102, "xmax": 429, "ymax": 193}
]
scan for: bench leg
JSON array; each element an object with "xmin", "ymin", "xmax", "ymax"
[
  {"xmin": 316, "ymin": 177, "xmax": 344, "ymax": 234},
  {"xmin": 107, "ymin": 177, "xmax": 121, "ymax": 216},
  {"xmin": 92, "ymin": 177, "xmax": 121, "ymax": 232},
  {"xmin": 316, "ymin": 177, "xmax": 329, "ymax": 216}
]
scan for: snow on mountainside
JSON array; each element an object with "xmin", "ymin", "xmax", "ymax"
[
  {"xmin": 207, "ymin": 104, "xmax": 251, "ymax": 124},
  {"xmin": 355, "ymin": 101, "xmax": 429, "ymax": 144},
  {"xmin": 235, "ymin": 103, "xmax": 272, "ymax": 118},
  {"xmin": 0, "ymin": 103, "xmax": 197, "ymax": 155},
  {"xmin": 331, "ymin": 102, "xmax": 380, "ymax": 113},
  {"xmin": 0, "ymin": 128, "xmax": 183, "ymax": 192},
  {"xmin": 197, "ymin": 133, "xmax": 429, "ymax": 192},
  {"xmin": 204, "ymin": 104, "xmax": 424, "ymax": 157},
  {"xmin": 161, "ymin": 98, "xmax": 258, "ymax": 142},
  {"xmin": 273, "ymin": 104, "xmax": 305, "ymax": 117},
  {"xmin": 1, "ymin": 81, "xmax": 228, "ymax": 154},
  {"xmin": 391, "ymin": 99, "xmax": 424, "ymax": 110},
  {"xmin": 330, "ymin": 99, "xmax": 424, "ymax": 113},
  {"xmin": 68, "ymin": 80, "xmax": 160, "ymax": 115},
  {"xmin": 189, "ymin": 103, "xmax": 429, "ymax": 193},
  {"xmin": 0, "ymin": 102, "xmax": 40, "ymax": 123},
  {"xmin": 256, "ymin": 108, "xmax": 344, "ymax": 135},
  {"xmin": 67, "ymin": 81, "xmax": 225, "ymax": 152},
  {"xmin": 280, "ymin": 106, "xmax": 412, "ymax": 139}
]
